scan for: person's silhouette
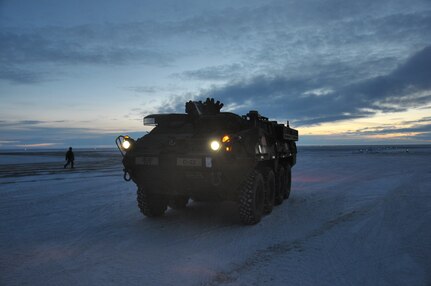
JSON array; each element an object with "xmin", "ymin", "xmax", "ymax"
[{"xmin": 64, "ymin": 147, "xmax": 75, "ymax": 169}]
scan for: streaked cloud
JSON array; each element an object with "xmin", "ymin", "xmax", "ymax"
[
  {"xmin": 349, "ymin": 122, "xmax": 431, "ymax": 137},
  {"xmin": 173, "ymin": 64, "xmax": 244, "ymax": 81},
  {"xmin": 197, "ymin": 46, "xmax": 431, "ymax": 126},
  {"xmin": 16, "ymin": 143, "xmax": 59, "ymax": 148},
  {"xmin": 0, "ymin": 122, "xmax": 143, "ymax": 149}
]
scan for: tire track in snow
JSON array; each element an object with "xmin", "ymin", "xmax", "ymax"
[{"xmin": 203, "ymin": 208, "xmax": 369, "ymax": 286}]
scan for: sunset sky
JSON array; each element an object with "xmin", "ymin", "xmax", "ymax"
[{"xmin": 1, "ymin": 0, "xmax": 431, "ymax": 148}]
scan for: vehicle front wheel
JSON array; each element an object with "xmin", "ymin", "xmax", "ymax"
[
  {"xmin": 238, "ymin": 170, "xmax": 265, "ymax": 225},
  {"xmin": 137, "ymin": 187, "xmax": 168, "ymax": 217}
]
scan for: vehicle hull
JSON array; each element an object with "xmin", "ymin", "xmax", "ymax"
[{"xmin": 125, "ymin": 152, "xmax": 255, "ymax": 201}]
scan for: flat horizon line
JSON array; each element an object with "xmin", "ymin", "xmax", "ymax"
[{"xmin": 1, "ymin": 143, "xmax": 431, "ymax": 152}]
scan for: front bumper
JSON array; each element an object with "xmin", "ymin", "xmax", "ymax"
[{"xmin": 124, "ymin": 152, "xmax": 254, "ymax": 200}]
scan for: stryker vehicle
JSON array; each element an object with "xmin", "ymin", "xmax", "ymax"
[{"xmin": 116, "ymin": 98, "xmax": 298, "ymax": 224}]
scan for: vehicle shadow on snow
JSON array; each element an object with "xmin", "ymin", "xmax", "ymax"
[
  {"xmin": 134, "ymin": 194, "xmax": 303, "ymax": 230},
  {"xmin": 147, "ymin": 201, "xmax": 243, "ymax": 226}
]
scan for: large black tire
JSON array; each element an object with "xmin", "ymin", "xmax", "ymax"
[
  {"xmin": 137, "ymin": 187, "xmax": 168, "ymax": 217},
  {"xmin": 168, "ymin": 196, "xmax": 189, "ymax": 209},
  {"xmin": 262, "ymin": 168, "xmax": 275, "ymax": 214},
  {"xmin": 238, "ymin": 170, "xmax": 265, "ymax": 225},
  {"xmin": 274, "ymin": 167, "xmax": 286, "ymax": 205},
  {"xmin": 284, "ymin": 164, "xmax": 292, "ymax": 200}
]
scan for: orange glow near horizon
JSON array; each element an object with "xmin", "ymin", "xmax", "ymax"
[
  {"xmin": 296, "ymin": 107, "xmax": 431, "ymax": 140},
  {"xmin": 367, "ymin": 132, "xmax": 423, "ymax": 139}
]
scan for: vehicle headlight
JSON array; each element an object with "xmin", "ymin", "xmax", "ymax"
[
  {"xmin": 210, "ymin": 140, "xmax": 221, "ymax": 151},
  {"xmin": 122, "ymin": 140, "xmax": 131, "ymax": 150},
  {"xmin": 115, "ymin": 135, "xmax": 135, "ymax": 156}
]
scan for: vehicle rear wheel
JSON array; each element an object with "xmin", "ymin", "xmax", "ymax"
[
  {"xmin": 137, "ymin": 187, "xmax": 168, "ymax": 217},
  {"xmin": 238, "ymin": 170, "xmax": 265, "ymax": 225},
  {"xmin": 274, "ymin": 167, "xmax": 286, "ymax": 205},
  {"xmin": 262, "ymin": 168, "xmax": 275, "ymax": 214},
  {"xmin": 284, "ymin": 164, "xmax": 292, "ymax": 200},
  {"xmin": 169, "ymin": 196, "xmax": 189, "ymax": 209}
]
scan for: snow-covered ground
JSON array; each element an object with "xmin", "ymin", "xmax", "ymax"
[{"xmin": 1, "ymin": 146, "xmax": 430, "ymax": 286}]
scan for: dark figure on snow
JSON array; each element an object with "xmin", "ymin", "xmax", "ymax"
[{"xmin": 64, "ymin": 147, "xmax": 75, "ymax": 169}]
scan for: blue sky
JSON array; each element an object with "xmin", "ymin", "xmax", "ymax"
[{"xmin": 1, "ymin": 0, "xmax": 431, "ymax": 148}]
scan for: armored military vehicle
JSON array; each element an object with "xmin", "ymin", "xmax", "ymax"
[{"xmin": 116, "ymin": 98, "xmax": 298, "ymax": 224}]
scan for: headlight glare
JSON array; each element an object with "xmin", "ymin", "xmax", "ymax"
[
  {"xmin": 210, "ymin": 140, "xmax": 221, "ymax": 151},
  {"xmin": 122, "ymin": 140, "xmax": 131, "ymax": 150}
]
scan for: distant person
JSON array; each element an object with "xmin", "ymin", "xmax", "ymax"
[{"xmin": 64, "ymin": 147, "xmax": 75, "ymax": 169}]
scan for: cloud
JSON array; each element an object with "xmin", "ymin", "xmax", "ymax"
[
  {"xmin": 156, "ymin": 93, "xmax": 197, "ymax": 114},
  {"xmin": 0, "ymin": 121, "xmax": 131, "ymax": 149},
  {"xmin": 347, "ymin": 45, "xmax": 431, "ymax": 101},
  {"xmin": 174, "ymin": 64, "xmax": 244, "ymax": 81},
  {"xmin": 0, "ymin": 25, "xmax": 174, "ymax": 84},
  {"xmin": 126, "ymin": 86, "xmax": 158, "ymax": 94},
  {"xmin": 340, "ymin": 115, "xmax": 431, "ymax": 142},
  {"xmin": 0, "ymin": 27, "xmax": 171, "ymax": 65},
  {"xmin": 0, "ymin": 120, "xmax": 45, "ymax": 128},
  {"xmin": 117, "ymin": 2, "xmax": 431, "ymax": 124},
  {"xmin": 125, "ymin": 84, "xmax": 188, "ymax": 95},
  {"xmin": 125, "ymin": 42, "xmax": 431, "ymax": 133},
  {"xmin": 302, "ymin": 116, "xmax": 431, "ymax": 143},
  {"xmin": 15, "ymin": 143, "xmax": 59, "ymax": 148},
  {"xmin": 350, "ymin": 123, "xmax": 431, "ymax": 136},
  {"xmin": 1, "ymin": 1, "xmax": 430, "ymax": 85},
  {"xmin": 0, "ymin": 120, "xmax": 67, "ymax": 128},
  {"xmin": 401, "ymin": 116, "xmax": 431, "ymax": 125},
  {"xmin": 0, "ymin": 65, "xmax": 47, "ymax": 84},
  {"xmin": 192, "ymin": 45, "xmax": 431, "ymax": 126},
  {"xmin": 173, "ymin": 3, "xmax": 431, "ymax": 79}
]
